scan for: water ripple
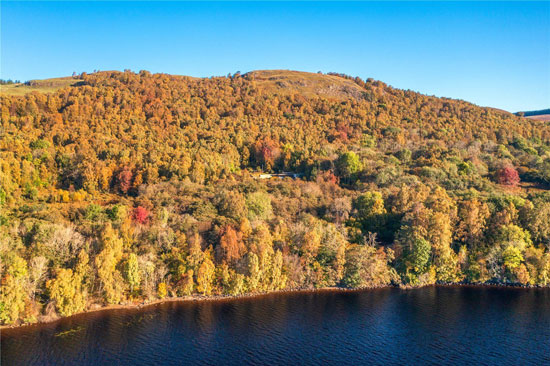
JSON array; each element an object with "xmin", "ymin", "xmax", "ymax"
[{"xmin": 2, "ymin": 287, "xmax": 550, "ymax": 366}]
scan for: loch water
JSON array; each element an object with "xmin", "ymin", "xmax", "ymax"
[{"xmin": 2, "ymin": 286, "xmax": 549, "ymax": 365}]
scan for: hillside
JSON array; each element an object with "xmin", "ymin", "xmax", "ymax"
[
  {"xmin": 245, "ymin": 70, "xmax": 367, "ymax": 99},
  {"xmin": 0, "ymin": 70, "xmax": 363, "ymax": 98},
  {"xmin": 1, "ymin": 70, "xmax": 550, "ymax": 326}
]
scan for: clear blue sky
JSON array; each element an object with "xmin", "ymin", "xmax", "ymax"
[{"xmin": 1, "ymin": 1, "xmax": 549, "ymax": 112}]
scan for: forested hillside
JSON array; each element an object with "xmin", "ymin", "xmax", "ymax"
[{"xmin": 1, "ymin": 70, "xmax": 550, "ymax": 325}]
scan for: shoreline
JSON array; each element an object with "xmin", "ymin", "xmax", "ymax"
[
  {"xmin": 2, "ymin": 282, "xmax": 548, "ymax": 331},
  {"xmin": 0, "ymin": 287, "xmax": 361, "ymax": 331}
]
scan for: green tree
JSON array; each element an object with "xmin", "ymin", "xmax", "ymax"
[
  {"xmin": 399, "ymin": 236, "xmax": 432, "ymax": 284},
  {"xmin": 503, "ymin": 245, "xmax": 523, "ymax": 271},
  {"xmin": 523, "ymin": 198, "xmax": 550, "ymax": 244},
  {"xmin": 335, "ymin": 151, "xmax": 361, "ymax": 183},
  {"xmin": 125, "ymin": 253, "xmax": 141, "ymax": 293},
  {"xmin": 409, "ymin": 238, "xmax": 431, "ymax": 274},
  {"xmin": 353, "ymin": 191, "xmax": 387, "ymax": 238},
  {"xmin": 246, "ymin": 191, "xmax": 273, "ymax": 221}
]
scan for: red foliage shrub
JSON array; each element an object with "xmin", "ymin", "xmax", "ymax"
[
  {"xmin": 132, "ymin": 206, "xmax": 149, "ymax": 224},
  {"xmin": 335, "ymin": 123, "xmax": 351, "ymax": 142},
  {"xmin": 316, "ymin": 170, "xmax": 340, "ymax": 185},
  {"xmin": 117, "ymin": 167, "xmax": 133, "ymax": 194},
  {"xmin": 497, "ymin": 166, "xmax": 520, "ymax": 186},
  {"xmin": 253, "ymin": 138, "xmax": 281, "ymax": 170}
]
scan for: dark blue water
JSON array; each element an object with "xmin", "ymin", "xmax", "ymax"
[{"xmin": 2, "ymin": 286, "xmax": 549, "ymax": 365}]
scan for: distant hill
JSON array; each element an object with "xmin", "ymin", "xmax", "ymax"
[
  {"xmin": 516, "ymin": 108, "xmax": 550, "ymax": 122},
  {"xmin": 0, "ymin": 76, "xmax": 84, "ymax": 96}
]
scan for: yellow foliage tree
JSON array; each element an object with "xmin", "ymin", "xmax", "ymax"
[{"xmin": 196, "ymin": 255, "xmax": 215, "ymax": 295}]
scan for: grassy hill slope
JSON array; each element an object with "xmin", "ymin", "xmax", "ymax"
[
  {"xmin": 245, "ymin": 70, "xmax": 367, "ymax": 100},
  {"xmin": 0, "ymin": 76, "xmax": 84, "ymax": 96}
]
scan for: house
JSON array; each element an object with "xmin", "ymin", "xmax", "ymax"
[{"xmin": 254, "ymin": 172, "xmax": 304, "ymax": 180}]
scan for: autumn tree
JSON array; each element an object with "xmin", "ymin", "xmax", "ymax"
[
  {"xmin": 47, "ymin": 268, "xmax": 87, "ymax": 317},
  {"xmin": 132, "ymin": 206, "xmax": 150, "ymax": 225},
  {"xmin": 343, "ymin": 245, "xmax": 395, "ymax": 288},
  {"xmin": 117, "ymin": 167, "xmax": 133, "ymax": 194},
  {"xmin": 253, "ymin": 138, "xmax": 281, "ymax": 171},
  {"xmin": 497, "ymin": 166, "xmax": 520, "ymax": 186},
  {"xmin": 196, "ymin": 254, "xmax": 215, "ymax": 295},
  {"xmin": 217, "ymin": 225, "xmax": 246, "ymax": 264},
  {"xmin": 0, "ymin": 255, "xmax": 28, "ymax": 324},
  {"xmin": 455, "ymin": 198, "xmax": 490, "ymax": 246},
  {"xmin": 95, "ymin": 224, "xmax": 125, "ymax": 304}
]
